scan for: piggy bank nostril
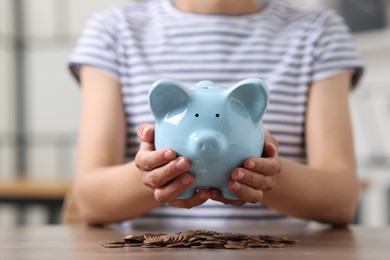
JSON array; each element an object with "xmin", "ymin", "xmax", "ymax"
[{"xmin": 197, "ymin": 139, "xmax": 218, "ymax": 153}]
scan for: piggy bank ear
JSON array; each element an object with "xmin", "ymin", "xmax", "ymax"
[
  {"xmin": 226, "ymin": 78, "xmax": 270, "ymax": 124},
  {"xmin": 148, "ymin": 79, "xmax": 192, "ymax": 122}
]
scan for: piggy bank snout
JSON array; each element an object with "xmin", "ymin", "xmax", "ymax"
[
  {"xmin": 197, "ymin": 136, "xmax": 219, "ymax": 153},
  {"xmin": 190, "ymin": 131, "xmax": 227, "ymax": 158}
]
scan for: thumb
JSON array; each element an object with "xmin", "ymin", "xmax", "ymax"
[{"xmin": 138, "ymin": 124, "xmax": 155, "ymax": 143}]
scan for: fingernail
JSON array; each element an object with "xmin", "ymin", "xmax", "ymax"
[
  {"xmin": 246, "ymin": 160, "xmax": 255, "ymax": 169},
  {"xmin": 181, "ymin": 175, "xmax": 193, "ymax": 185},
  {"xmin": 199, "ymin": 192, "xmax": 208, "ymax": 200},
  {"xmin": 234, "ymin": 170, "xmax": 245, "ymax": 180},
  {"xmin": 269, "ymin": 142, "xmax": 277, "ymax": 152},
  {"xmin": 163, "ymin": 150, "xmax": 175, "ymax": 160},
  {"xmin": 141, "ymin": 127, "xmax": 149, "ymax": 137},
  {"xmin": 232, "ymin": 181, "xmax": 241, "ymax": 191},
  {"xmin": 176, "ymin": 158, "xmax": 187, "ymax": 170}
]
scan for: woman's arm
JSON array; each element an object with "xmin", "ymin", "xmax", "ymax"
[
  {"xmin": 74, "ymin": 66, "xmax": 159, "ymax": 224},
  {"xmin": 262, "ymin": 71, "xmax": 360, "ymax": 224}
]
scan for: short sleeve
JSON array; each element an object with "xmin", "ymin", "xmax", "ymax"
[
  {"xmin": 311, "ymin": 11, "xmax": 364, "ymax": 87},
  {"xmin": 68, "ymin": 9, "xmax": 120, "ymax": 83}
]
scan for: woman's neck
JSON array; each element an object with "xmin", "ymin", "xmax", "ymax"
[{"xmin": 172, "ymin": 0, "xmax": 262, "ymax": 15}]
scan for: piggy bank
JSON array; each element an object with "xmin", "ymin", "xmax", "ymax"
[{"xmin": 148, "ymin": 78, "xmax": 270, "ymax": 200}]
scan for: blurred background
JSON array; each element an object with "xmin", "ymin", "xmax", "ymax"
[{"xmin": 0, "ymin": 0, "xmax": 389, "ymax": 227}]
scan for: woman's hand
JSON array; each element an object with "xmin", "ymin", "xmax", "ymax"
[
  {"xmin": 135, "ymin": 124, "xmax": 211, "ymax": 208},
  {"xmin": 210, "ymin": 130, "xmax": 281, "ymax": 206}
]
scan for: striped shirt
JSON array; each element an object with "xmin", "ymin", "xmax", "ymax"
[{"xmin": 69, "ymin": 0, "xmax": 363, "ymax": 227}]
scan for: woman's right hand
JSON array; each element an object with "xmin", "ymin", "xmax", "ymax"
[{"xmin": 135, "ymin": 124, "xmax": 211, "ymax": 208}]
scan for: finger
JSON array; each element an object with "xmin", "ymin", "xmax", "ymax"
[
  {"xmin": 228, "ymin": 180, "xmax": 264, "ymax": 204},
  {"xmin": 231, "ymin": 168, "xmax": 276, "ymax": 191},
  {"xmin": 168, "ymin": 189, "xmax": 211, "ymax": 209},
  {"xmin": 242, "ymin": 156, "xmax": 281, "ymax": 176},
  {"xmin": 135, "ymin": 147, "xmax": 177, "ymax": 171},
  {"xmin": 137, "ymin": 125, "xmax": 156, "ymax": 152},
  {"xmin": 154, "ymin": 173, "xmax": 196, "ymax": 204},
  {"xmin": 142, "ymin": 157, "xmax": 190, "ymax": 188},
  {"xmin": 138, "ymin": 139, "xmax": 155, "ymax": 152},
  {"xmin": 209, "ymin": 189, "xmax": 245, "ymax": 206},
  {"xmin": 137, "ymin": 124, "xmax": 155, "ymax": 143},
  {"xmin": 263, "ymin": 141, "xmax": 278, "ymax": 158},
  {"xmin": 263, "ymin": 130, "xmax": 279, "ymax": 158}
]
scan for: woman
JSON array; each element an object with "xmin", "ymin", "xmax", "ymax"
[{"xmin": 69, "ymin": 0, "xmax": 363, "ymax": 225}]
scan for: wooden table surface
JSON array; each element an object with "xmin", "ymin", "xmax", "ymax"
[{"xmin": 0, "ymin": 222, "xmax": 388, "ymax": 260}]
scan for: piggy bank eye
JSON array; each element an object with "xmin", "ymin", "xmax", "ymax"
[
  {"xmin": 215, "ymin": 113, "xmax": 220, "ymax": 117},
  {"xmin": 195, "ymin": 113, "xmax": 200, "ymax": 117}
]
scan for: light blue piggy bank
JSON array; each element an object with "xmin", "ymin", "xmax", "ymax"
[{"xmin": 148, "ymin": 78, "xmax": 269, "ymax": 200}]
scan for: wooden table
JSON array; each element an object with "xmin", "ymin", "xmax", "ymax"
[{"xmin": 0, "ymin": 222, "xmax": 388, "ymax": 259}]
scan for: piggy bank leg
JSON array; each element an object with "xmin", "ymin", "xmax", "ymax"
[
  {"xmin": 220, "ymin": 186, "xmax": 239, "ymax": 200},
  {"xmin": 177, "ymin": 187, "xmax": 197, "ymax": 199}
]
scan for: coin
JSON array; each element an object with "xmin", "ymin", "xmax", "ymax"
[
  {"xmin": 224, "ymin": 243, "xmax": 246, "ymax": 249},
  {"xmin": 124, "ymin": 243, "xmax": 143, "ymax": 247},
  {"xmin": 124, "ymin": 234, "xmax": 144, "ymax": 243},
  {"xmin": 268, "ymin": 243, "xmax": 286, "ymax": 248},
  {"xmin": 103, "ymin": 243, "xmax": 125, "ymax": 248},
  {"xmin": 143, "ymin": 237, "xmax": 163, "ymax": 245},
  {"xmin": 191, "ymin": 245, "xmax": 207, "ymax": 249},
  {"xmin": 166, "ymin": 241, "xmax": 186, "ymax": 248},
  {"xmin": 102, "ymin": 230, "xmax": 299, "ymax": 250}
]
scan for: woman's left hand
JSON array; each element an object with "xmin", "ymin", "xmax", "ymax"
[{"xmin": 210, "ymin": 129, "xmax": 281, "ymax": 206}]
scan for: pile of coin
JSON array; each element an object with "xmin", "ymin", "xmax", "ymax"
[{"xmin": 101, "ymin": 229, "xmax": 299, "ymax": 249}]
